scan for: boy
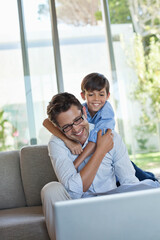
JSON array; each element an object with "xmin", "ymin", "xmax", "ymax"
[{"xmin": 43, "ymin": 72, "xmax": 157, "ymax": 181}]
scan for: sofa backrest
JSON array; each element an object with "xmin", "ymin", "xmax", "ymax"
[
  {"xmin": 0, "ymin": 150, "xmax": 26, "ymax": 210},
  {"xmin": 20, "ymin": 145, "xmax": 57, "ymax": 206}
]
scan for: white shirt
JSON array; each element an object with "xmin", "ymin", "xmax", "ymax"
[{"xmin": 48, "ymin": 124, "xmax": 140, "ymax": 199}]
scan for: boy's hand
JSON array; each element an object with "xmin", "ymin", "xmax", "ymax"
[
  {"xmin": 97, "ymin": 130, "xmax": 113, "ymax": 154},
  {"xmin": 64, "ymin": 139, "xmax": 83, "ymax": 155}
]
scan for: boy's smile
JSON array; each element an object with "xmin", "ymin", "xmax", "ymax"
[{"xmin": 81, "ymin": 88, "xmax": 110, "ymax": 117}]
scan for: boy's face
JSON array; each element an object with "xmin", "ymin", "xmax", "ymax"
[{"xmin": 81, "ymin": 87, "xmax": 110, "ymax": 117}]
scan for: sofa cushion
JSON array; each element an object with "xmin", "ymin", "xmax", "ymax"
[
  {"xmin": 20, "ymin": 145, "xmax": 57, "ymax": 206},
  {"xmin": 0, "ymin": 206, "xmax": 50, "ymax": 240},
  {"xmin": 0, "ymin": 150, "xmax": 26, "ymax": 210}
]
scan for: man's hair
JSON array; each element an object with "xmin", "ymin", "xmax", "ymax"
[
  {"xmin": 47, "ymin": 92, "xmax": 83, "ymax": 126},
  {"xmin": 81, "ymin": 72, "xmax": 110, "ymax": 95}
]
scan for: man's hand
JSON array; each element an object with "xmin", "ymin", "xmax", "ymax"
[
  {"xmin": 80, "ymin": 130, "xmax": 113, "ymax": 192},
  {"xmin": 105, "ymin": 128, "xmax": 112, "ymax": 135},
  {"xmin": 96, "ymin": 129, "xmax": 113, "ymax": 154},
  {"xmin": 64, "ymin": 139, "xmax": 83, "ymax": 155}
]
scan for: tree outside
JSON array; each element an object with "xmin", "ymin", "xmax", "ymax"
[
  {"xmin": 38, "ymin": 0, "xmax": 132, "ymax": 25},
  {"xmin": 38, "ymin": 0, "xmax": 101, "ymax": 26},
  {"xmin": 132, "ymin": 35, "xmax": 160, "ymax": 150}
]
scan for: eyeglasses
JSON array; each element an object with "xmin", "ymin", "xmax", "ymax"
[{"xmin": 61, "ymin": 115, "xmax": 84, "ymax": 133}]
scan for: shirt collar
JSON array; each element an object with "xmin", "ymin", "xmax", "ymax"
[{"xmin": 82, "ymin": 123, "xmax": 95, "ymax": 148}]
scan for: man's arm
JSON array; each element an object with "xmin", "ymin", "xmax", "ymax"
[
  {"xmin": 80, "ymin": 130, "xmax": 113, "ymax": 192},
  {"xmin": 49, "ymin": 130, "xmax": 113, "ymax": 197},
  {"xmin": 88, "ymin": 101, "xmax": 115, "ymax": 143},
  {"xmin": 43, "ymin": 118, "xmax": 83, "ymax": 155}
]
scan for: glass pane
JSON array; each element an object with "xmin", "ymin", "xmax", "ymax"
[
  {"xmin": 108, "ymin": 0, "xmax": 160, "ymax": 177},
  {"xmin": 0, "ymin": 0, "xmax": 29, "ymax": 150},
  {"xmin": 23, "ymin": 0, "xmax": 58, "ymax": 144},
  {"xmin": 55, "ymin": 0, "xmax": 113, "ymax": 104}
]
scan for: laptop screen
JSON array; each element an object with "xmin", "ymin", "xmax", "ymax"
[{"xmin": 54, "ymin": 188, "xmax": 160, "ymax": 240}]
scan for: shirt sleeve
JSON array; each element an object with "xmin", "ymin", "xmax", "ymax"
[
  {"xmin": 88, "ymin": 102, "xmax": 115, "ymax": 143},
  {"xmin": 112, "ymin": 131, "xmax": 139, "ymax": 185},
  {"xmin": 48, "ymin": 138, "xmax": 84, "ymax": 199}
]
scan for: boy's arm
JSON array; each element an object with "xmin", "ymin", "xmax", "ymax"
[
  {"xmin": 88, "ymin": 102, "xmax": 115, "ymax": 143},
  {"xmin": 74, "ymin": 129, "xmax": 112, "ymax": 169},
  {"xmin": 43, "ymin": 118, "xmax": 83, "ymax": 155},
  {"xmin": 74, "ymin": 142, "xmax": 96, "ymax": 169}
]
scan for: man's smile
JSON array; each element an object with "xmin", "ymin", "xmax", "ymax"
[{"xmin": 73, "ymin": 128, "xmax": 83, "ymax": 136}]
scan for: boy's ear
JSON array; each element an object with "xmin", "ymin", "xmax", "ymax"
[
  {"xmin": 80, "ymin": 92, "xmax": 86, "ymax": 100},
  {"xmin": 82, "ymin": 106, "xmax": 87, "ymax": 119},
  {"xmin": 106, "ymin": 92, "xmax": 110, "ymax": 100}
]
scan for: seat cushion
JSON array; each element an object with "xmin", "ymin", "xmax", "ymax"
[
  {"xmin": 0, "ymin": 206, "xmax": 50, "ymax": 240},
  {"xmin": 20, "ymin": 145, "xmax": 57, "ymax": 206},
  {"xmin": 0, "ymin": 150, "xmax": 26, "ymax": 210}
]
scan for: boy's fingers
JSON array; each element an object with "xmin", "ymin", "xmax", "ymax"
[
  {"xmin": 97, "ymin": 129, "xmax": 102, "ymax": 136},
  {"xmin": 106, "ymin": 129, "xmax": 112, "ymax": 135},
  {"xmin": 76, "ymin": 149, "xmax": 82, "ymax": 155},
  {"xmin": 72, "ymin": 148, "xmax": 83, "ymax": 155}
]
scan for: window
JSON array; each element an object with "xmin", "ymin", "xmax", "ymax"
[
  {"xmin": 0, "ymin": 0, "xmax": 29, "ymax": 149},
  {"xmin": 108, "ymin": 0, "xmax": 160, "ymax": 174}
]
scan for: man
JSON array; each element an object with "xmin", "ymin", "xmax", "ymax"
[{"xmin": 41, "ymin": 92, "xmax": 159, "ymax": 240}]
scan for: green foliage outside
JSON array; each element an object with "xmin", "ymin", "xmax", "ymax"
[
  {"xmin": 0, "ymin": 105, "xmax": 29, "ymax": 151},
  {"xmin": 130, "ymin": 152, "xmax": 160, "ymax": 170},
  {"xmin": 132, "ymin": 35, "xmax": 160, "ymax": 150},
  {"xmin": 0, "ymin": 110, "xmax": 12, "ymax": 151},
  {"xmin": 133, "ymin": 36, "xmax": 160, "ymax": 120},
  {"xmin": 94, "ymin": 11, "xmax": 102, "ymax": 21},
  {"xmin": 38, "ymin": 0, "xmax": 131, "ymax": 25},
  {"xmin": 108, "ymin": 0, "xmax": 131, "ymax": 24},
  {"xmin": 4, "ymin": 104, "xmax": 29, "ymax": 150},
  {"xmin": 95, "ymin": 0, "xmax": 131, "ymax": 24}
]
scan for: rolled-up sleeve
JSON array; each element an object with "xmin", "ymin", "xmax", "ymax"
[
  {"xmin": 48, "ymin": 138, "xmax": 84, "ymax": 199},
  {"xmin": 88, "ymin": 101, "xmax": 115, "ymax": 143},
  {"xmin": 88, "ymin": 118, "xmax": 115, "ymax": 143}
]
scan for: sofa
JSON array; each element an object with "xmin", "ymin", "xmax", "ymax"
[{"xmin": 0, "ymin": 145, "xmax": 58, "ymax": 240}]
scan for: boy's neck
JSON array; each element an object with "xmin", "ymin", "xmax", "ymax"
[{"xmin": 88, "ymin": 109, "xmax": 97, "ymax": 118}]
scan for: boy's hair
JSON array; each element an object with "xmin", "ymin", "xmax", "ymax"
[
  {"xmin": 81, "ymin": 73, "xmax": 110, "ymax": 95},
  {"xmin": 47, "ymin": 92, "xmax": 83, "ymax": 126}
]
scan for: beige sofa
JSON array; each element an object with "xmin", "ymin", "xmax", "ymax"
[{"xmin": 0, "ymin": 145, "xmax": 58, "ymax": 240}]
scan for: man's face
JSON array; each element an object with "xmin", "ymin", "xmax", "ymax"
[{"xmin": 56, "ymin": 105, "xmax": 89, "ymax": 145}]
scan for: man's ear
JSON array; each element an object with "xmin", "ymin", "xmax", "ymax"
[
  {"xmin": 80, "ymin": 92, "xmax": 86, "ymax": 100},
  {"xmin": 106, "ymin": 92, "xmax": 110, "ymax": 100},
  {"xmin": 82, "ymin": 106, "xmax": 87, "ymax": 119}
]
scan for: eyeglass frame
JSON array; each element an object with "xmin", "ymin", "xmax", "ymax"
[{"xmin": 59, "ymin": 112, "xmax": 85, "ymax": 133}]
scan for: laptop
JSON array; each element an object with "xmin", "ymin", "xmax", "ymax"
[{"xmin": 54, "ymin": 188, "xmax": 160, "ymax": 240}]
